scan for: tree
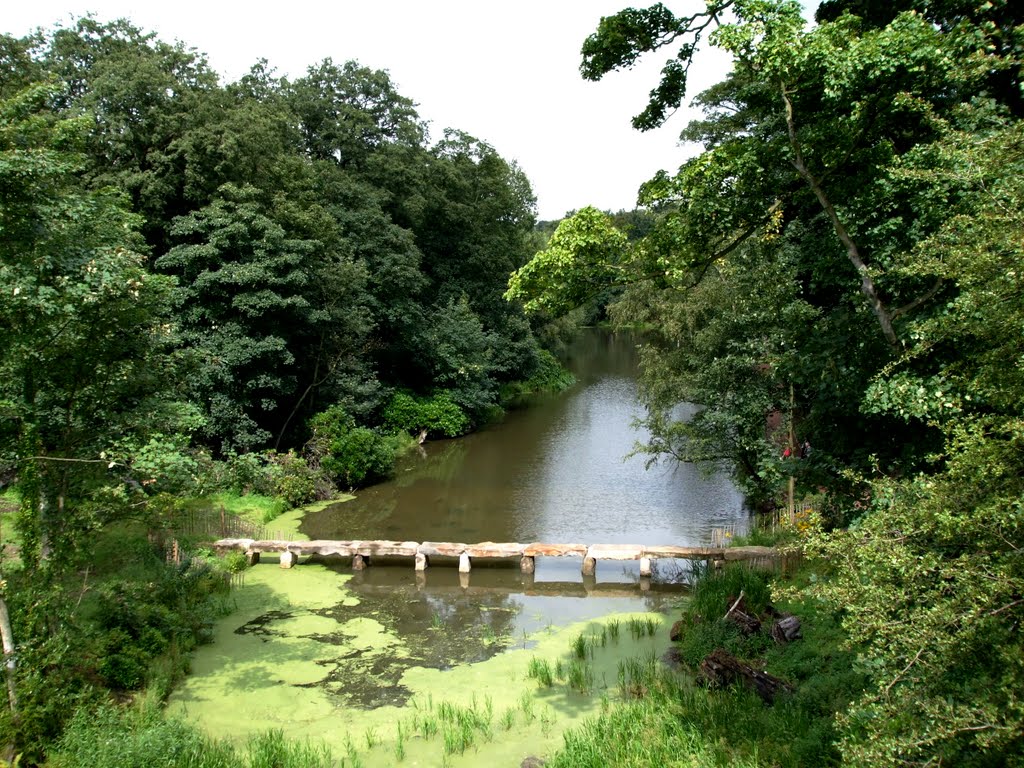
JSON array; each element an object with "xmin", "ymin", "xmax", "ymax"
[
  {"xmin": 806, "ymin": 112, "xmax": 1024, "ymax": 766},
  {"xmin": 156, "ymin": 185, "xmax": 323, "ymax": 452},
  {"xmin": 287, "ymin": 58, "xmax": 424, "ymax": 170},
  {"xmin": 505, "ymin": 206, "xmax": 627, "ymax": 316},
  {"xmin": 41, "ymin": 17, "xmax": 221, "ymax": 254},
  {"xmin": 566, "ymin": 1, "xmax": 1024, "ymax": 762},
  {"xmin": 0, "ymin": 82, "xmax": 186, "ymax": 564}
]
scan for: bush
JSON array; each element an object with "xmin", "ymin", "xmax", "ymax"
[
  {"xmin": 54, "ymin": 700, "xmax": 333, "ymax": 768},
  {"xmin": 269, "ymin": 451, "xmax": 324, "ymax": 507},
  {"xmin": 382, "ymin": 390, "xmax": 470, "ymax": 438},
  {"xmin": 309, "ymin": 405, "xmax": 399, "ymax": 488}
]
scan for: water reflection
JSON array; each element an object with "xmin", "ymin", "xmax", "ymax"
[{"xmin": 303, "ymin": 330, "xmax": 749, "ymax": 548}]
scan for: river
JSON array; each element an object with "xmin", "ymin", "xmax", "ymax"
[
  {"xmin": 169, "ymin": 330, "xmax": 751, "ymax": 765},
  {"xmin": 303, "ymin": 329, "xmax": 747, "ymax": 553}
]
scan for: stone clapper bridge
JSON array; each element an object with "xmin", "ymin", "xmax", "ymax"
[{"xmin": 213, "ymin": 538, "xmax": 780, "ymax": 577}]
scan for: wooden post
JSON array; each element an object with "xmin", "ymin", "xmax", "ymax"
[
  {"xmin": 520, "ymin": 555, "xmax": 535, "ymax": 574},
  {"xmin": 458, "ymin": 552, "xmax": 471, "ymax": 573},
  {"xmin": 414, "ymin": 552, "xmax": 429, "ymax": 571},
  {"xmin": 639, "ymin": 556, "xmax": 652, "ymax": 577},
  {"xmin": 788, "ymin": 382, "xmax": 796, "ymax": 525}
]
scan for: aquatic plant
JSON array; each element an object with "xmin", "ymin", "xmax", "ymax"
[
  {"xmin": 626, "ymin": 616, "xmax": 658, "ymax": 640},
  {"xmin": 606, "ymin": 618, "xmax": 620, "ymax": 642},
  {"xmin": 518, "ymin": 692, "xmax": 536, "ymax": 722},
  {"xmin": 566, "ymin": 659, "xmax": 594, "ymax": 693},
  {"xmin": 418, "ymin": 714, "xmax": 439, "ymax": 739},
  {"xmin": 540, "ymin": 706, "xmax": 556, "ymax": 736},
  {"xmin": 394, "ymin": 722, "xmax": 406, "ymax": 762},
  {"xmin": 571, "ymin": 632, "xmax": 588, "ymax": 659},
  {"xmin": 363, "ymin": 726, "xmax": 378, "ymax": 749},
  {"xmin": 617, "ymin": 654, "xmax": 658, "ymax": 699},
  {"xmin": 343, "ymin": 735, "xmax": 362, "ymax": 768},
  {"xmin": 527, "ymin": 656, "xmax": 554, "ymax": 687}
]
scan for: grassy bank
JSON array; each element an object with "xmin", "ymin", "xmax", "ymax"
[{"xmin": 546, "ymin": 563, "xmax": 866, "ymax": 767}]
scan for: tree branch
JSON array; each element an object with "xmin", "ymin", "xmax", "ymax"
[{"xmin": 781, "ymin": 84, "xmax": 899, "ymax": 347}]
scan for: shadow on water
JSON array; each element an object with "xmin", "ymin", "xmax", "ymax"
[{"xmin": 302, "ymin": 330, "xmax": 749, "ymax": 547}]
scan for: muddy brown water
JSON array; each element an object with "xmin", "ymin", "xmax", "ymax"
[{"xmin": 305, "ymin": 331, "xmax": 747, "ymax": 555}]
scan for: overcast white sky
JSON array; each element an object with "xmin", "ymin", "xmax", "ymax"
[{"xmin": 5, "ymin": 2, "xmax": 812, "ymax": 220}]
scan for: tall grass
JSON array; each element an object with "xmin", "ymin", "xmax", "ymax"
[
  {"xmin": 53, "ymin": 701, "xmax": 333, "ymax": 768},
  {"xmin": 544, "ymin": 565, "xmax": 867, "ymax": 767}
]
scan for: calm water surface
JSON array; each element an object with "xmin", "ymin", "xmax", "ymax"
[{"xmin": 305, "ymin": 330, "xmax": 747, "ymax": 554}]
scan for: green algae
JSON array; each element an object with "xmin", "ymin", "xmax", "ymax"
[
  {"xmin": 168, "ymin": 558, "xmax": 677, "ymax": 767},
  {"xmin": 264, "ymin": 496, "xmax": 355, "ymax": 541}
]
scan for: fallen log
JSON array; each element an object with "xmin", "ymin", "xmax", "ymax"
[
  {"xmin": 771, "ymin": 614, "xmax": 803, "ymax": 644},
  {"xmin": 698, "ymin": 648, "xmax": 794, "ymax": 703},
  {"xmin": 723, "ymin": 592, "xmax": 762, "ymax": 636}
]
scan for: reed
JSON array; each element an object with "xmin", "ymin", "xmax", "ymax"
[{"xmin": 527, "ymin": 656, "xmax": 554, "ymax": 687}]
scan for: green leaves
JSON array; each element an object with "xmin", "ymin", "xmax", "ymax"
[
  {"xmin": 580, "ymin": 1, "xmax": 738, "ymax": 130},
  {"xmin": 505, "ymin": 207, "xmax": 628, "ymax": 315},
  {"xmin": 0, "ymin": 85, "xmax": 191, "ymax": 563}
]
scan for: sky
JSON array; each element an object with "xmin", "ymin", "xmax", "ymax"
[{"xmin": 4, "ymin": 1, "xmax": 750, "ymax": 220}]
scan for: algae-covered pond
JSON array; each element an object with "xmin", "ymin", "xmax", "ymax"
[
  {"xmin": 169, "ymin": 559, "xmax": 677, "ymax": 766},
  {"xmin": 169, "ymin": 332, "xmax": 749, "ymax": 765}
]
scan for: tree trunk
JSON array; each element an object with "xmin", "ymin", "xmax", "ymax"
[{"xmin": 0, "ymin": 595, "xmax": 17, "ymax": 722}]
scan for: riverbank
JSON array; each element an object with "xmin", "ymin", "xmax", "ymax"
[
  {"xmin": 37, "ymin": 512, "xmax": 862, "ymax": 768},
  {"xmin": 546, "ymin": 560, "xmax": 865, "ymax": 767}
]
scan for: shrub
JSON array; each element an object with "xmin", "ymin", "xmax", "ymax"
[
  {"xmin": 269, "ymin": 451, "xmax": 324, "ymax": 507},
  {"xmin": 309, "ymin": 405, "xmax": 398, "ymax": 488},
  {"xmin": 382, "ymin": 390, "xmax": 470, "ymax": 438},
  {"xmin": 54, "ymin": 700, "xmax": 333, "ymax": 768}
]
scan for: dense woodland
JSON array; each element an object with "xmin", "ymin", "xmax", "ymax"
[
  {"xmin": 510, "ymin": 0, "xmax": 1024, "ymax": 764},
  {"xmin": 1, "ymin": 0, "xmax": 1023, "ymax": 765},
  {"xmin": 0, "ymin": 15, "xmax": 568, "ymax": 535},
  {"xmin": 0, "ymin": 15, "xmax": 566, "ymax": 763}
]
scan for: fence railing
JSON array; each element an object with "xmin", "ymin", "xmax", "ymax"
[{"xmin": 159, "ymin": 505, "xmax": 260, "ymax": 590}]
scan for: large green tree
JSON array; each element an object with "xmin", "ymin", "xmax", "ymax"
[
  {"xmin": 0, "ymin": 83, "xmax": 187, "ymax": 564},
  {"xmin": 518, "ymin": 1, "xmax": 1024, "ymax": 763}
]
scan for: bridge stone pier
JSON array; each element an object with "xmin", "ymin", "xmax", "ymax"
[{"xmin": 214, "ymin": 538, "xmax": 781, "ymax": 575}]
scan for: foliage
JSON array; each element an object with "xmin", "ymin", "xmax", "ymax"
[
  {"xmin": 2, "ymin": 15, "xmax": 544, "ymax": 467},
  {"xmin": 548, "ymin": 565, "xmax": 864, "ymax": 767},
  {"xmin": 499, "ymin": 348, "xmax": 576, "ymax": 406},
  {"xmin": 506, "ymin": 207, "xmax": 628, "ymax": 316},
  {"xmin": 0, "ymin": 526, "xmax": 232, "ymax": 762},
  {"xmin": 798, "ymin": 113, "xmax": 1024, "ymax": 766},
  {"xmin": 382, "ymin": 390, "xmax": 470, "ymax": 438},
  {"xmin": 0, "ymin": 82, "xmax": 192, "ymax": 566},
  {"xmin": 569, "ymin": 0, "xmax": 1024, "ymax": 763},
  {"xmin": 52, "ymin": 699, "xmax": 333, "ymax": 768},
  {"xmin": 307, "ymin": 406, "xmax": 397, "ymax": 489}
]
